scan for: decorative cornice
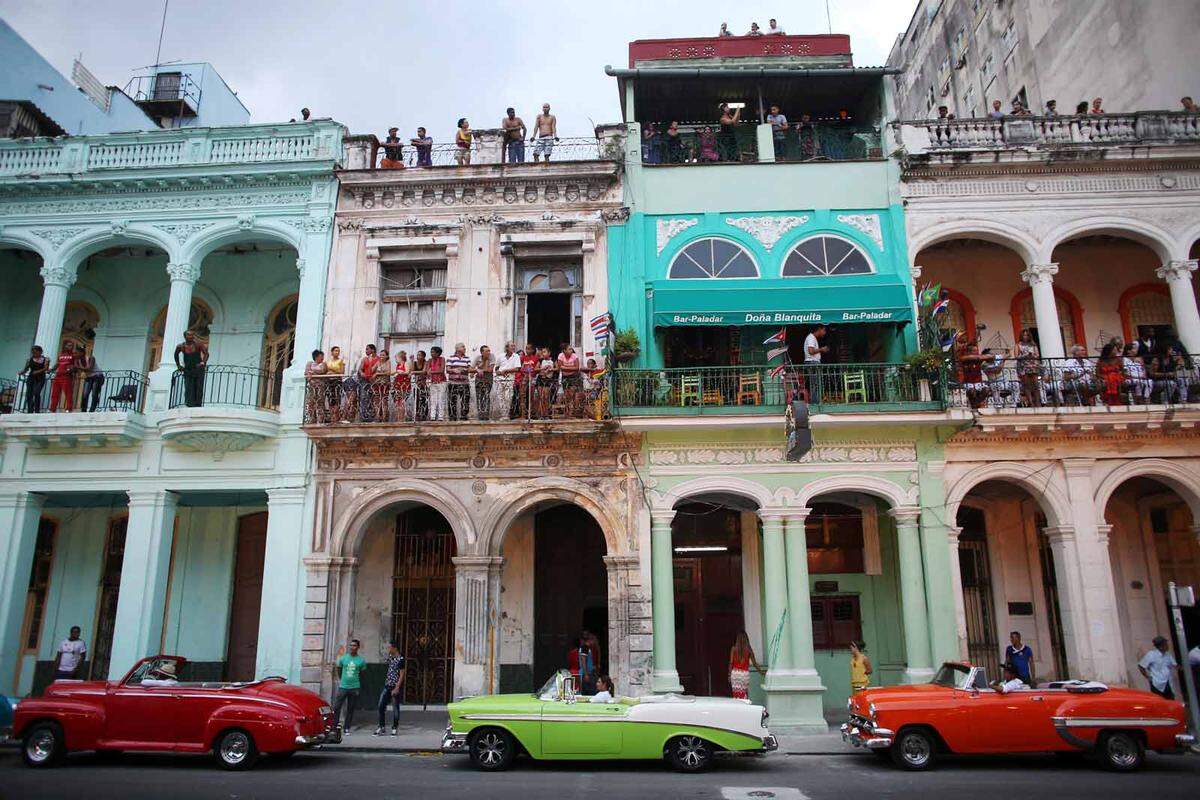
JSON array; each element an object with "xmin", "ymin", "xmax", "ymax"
[
  {"xmin": 1157, "ymin": 259, "xmax": 1198, "ymax": 282},
  {"xmin": 154, "ymin": 221, "xmax": 213, "ymax": 244},
  {"xmin": 647, "ymin": 442, "xmax": 917, "ymax": 467},
  {"xmin": 725, "ymin": 215, "xmax": 808, "ymax": 251},
  {"xmin": 835, "ymin": 213, "xmax": 883, "ymax": 250},
  {"xmin": 901, "ymin": 156, "xmax": 1200, "ymax": 184},
  {"xmin": 656, "ymin": 217, "xmax": 699, "ymax": 255},
  {"xmin": 282, "ymin": 215, "xmax": 333, "ymax": 234},
  {"xmin": 601, "ymin": 207, "xmax": 631, "ymax": 224},
  {"xmin": 1021, "ymin": 262, "xmax": 1058, "ymax": 285},
  {"xmin": 337, "ymin": 217, "xmax": 364, "ymax": 232}
]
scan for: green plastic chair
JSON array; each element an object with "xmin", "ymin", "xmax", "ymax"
[{"xmin": 843, "ymin": 371, "xmax": 867, "ymax": 404}]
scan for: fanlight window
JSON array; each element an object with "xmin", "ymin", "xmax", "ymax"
[
  {"xmin": 782, "ymin": 235, "xmax": 873, "ymax": 277},
  {"xmin": 667, "ymin": 238, "xmax": 759, "ymax": 279}
]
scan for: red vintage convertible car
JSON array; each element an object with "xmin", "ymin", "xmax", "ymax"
[
  {"xmin": 13, "ymin": 655, "xmax": 340, "ymax": 769},
  {"xmin": 843, "ymin": 662, "xmax": 1193, "ymax": 771}
]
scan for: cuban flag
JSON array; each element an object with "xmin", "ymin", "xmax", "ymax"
[{"xmin": 762, "ymin": 328, "xmax": 787, "ymax": 345}]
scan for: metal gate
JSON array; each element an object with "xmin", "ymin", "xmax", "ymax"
[
  {"xmin": 1037, "ymin": 523, "xmax": 1070, "ymax": 679},
  {"xmin": 90, "ymin": 517, "xmax": 127, "ymax": 680},
  {"xmin": 391, "ymin": 510, "xmax": 455, "ymax": 706},
  {"xmin": 958, "ymin": 518, "xmax": 1000, "ymax": 680}
]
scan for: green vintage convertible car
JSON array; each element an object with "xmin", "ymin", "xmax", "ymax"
[{"xmin": 442, "ymin": 670, "xmax": 778, "ymax": 772}]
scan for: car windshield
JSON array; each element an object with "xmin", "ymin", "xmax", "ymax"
[
  {"xmin": 535, "ymin": 669, "xmax": 573, "ymax": 701},
  {"xmin": 930, "ymin": 663, "xmax": 972, "ymax": 689},
  {"xmin": 126, "ymin": 657, "xmax": 182, "ymax": 686}
]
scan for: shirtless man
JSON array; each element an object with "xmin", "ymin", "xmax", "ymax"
[
  {"xmin": 501, "ymin": 107, "xmax": 527, "ymax": 163},
  {"xmin": 531, "ymin": 103, "xmax": 559, "ymax": 163}
]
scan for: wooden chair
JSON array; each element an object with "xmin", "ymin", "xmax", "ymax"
[
  {"xmin": 737, "ymin": 373, "xmax": 762, "ymax": 405},
  {"xmin": 701, "ymin": 386, "xmax": 724, "ymax": 406},
  {"xmin": 843, "ymin": 371, "xmax": 868, "ymax": 404},
  {"xmin": 680, "ymin": 374, "xmax": 701, "ymax": 406}
]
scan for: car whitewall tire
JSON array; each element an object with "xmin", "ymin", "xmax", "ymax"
[
  {"xmin": 215, "ymin": 728, "xmax": 259, "ymax": 770},
  {"xmin": 22, "ymin": 722, "xmax": 64, "ymax": 768}
]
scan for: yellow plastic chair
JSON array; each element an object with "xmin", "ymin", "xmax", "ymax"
[
  {"xmin": 843, "ymin": 371, "xmax": 867, "ymax": 404},
  {"xmin": 680, "ymin": 374, "xmax": 701, "ymax": 406}
]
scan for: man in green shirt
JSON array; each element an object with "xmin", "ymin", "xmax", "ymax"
[{"xmin": 331, "ymin": 639, "xmax": 367, "ymax": 734}]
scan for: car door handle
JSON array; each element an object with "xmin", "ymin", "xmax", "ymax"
[{"xmin": 1030, "ymin": 696, "xmax": 1043, "ymax": 701}]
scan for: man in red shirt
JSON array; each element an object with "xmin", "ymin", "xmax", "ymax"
[{"xmin": 49, "ymin": 342, "xmax": 80, "ymax": 412}]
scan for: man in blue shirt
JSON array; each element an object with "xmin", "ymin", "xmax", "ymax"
[{"xmin": 1004, "ymin": 631, "xmax": 1035, "ymax": 686}]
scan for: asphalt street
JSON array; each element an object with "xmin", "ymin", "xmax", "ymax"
[{"xmin": 2, "ymin": 747, "xmax": 1199, "ymax": 800}]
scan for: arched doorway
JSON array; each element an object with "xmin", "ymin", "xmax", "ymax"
[
  {"xmin": 260, "ymin": 294, "xmax": 297, "ymax": 409},
  {"xmin": 146, "ymin": 298, "xmax": 213, "ymax": 373},
  {"xmin": 59, "ymin": 301, "xmax": 100, "ymax": 409}
]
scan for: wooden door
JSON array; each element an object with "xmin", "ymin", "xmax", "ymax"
[
  {"xmin": 225, "ymin": 513, "xmax": 268, "ymax": 682},
  {"xmin": 90, "ymin": 517, "xmax": 128, "ymax": 680},
  {"xmin": 672, "ymin": 559, "xmax": 703, "ymax": 694}
]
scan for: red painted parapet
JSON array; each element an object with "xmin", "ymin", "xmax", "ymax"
[{"xmin": 629, "ymin": 34, "xmax": 852, "ymax": 67}]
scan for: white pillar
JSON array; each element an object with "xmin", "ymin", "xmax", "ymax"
[
  {"xmin": 1041, "ymin": 525, "xmax": 1093, "ymax": 679},
  {"xmin": 650, "ymin": 510, "xmax": 683, "ymax": 692},
  {"xmin": 158, "ymin": 262, "xmax": 200, "ymax": 369},
  {"xmin": 0, "ymin": 491, "xmax": 46, "ymax": 692},
  {"xmin": 108, "ymin": 490, "xmax": 177, "ymax": 677},
  {"xmin": 1157, "ymin": 260, "xmax": 1200, "ymax": 354},
  {"xmin": 1020, "ymin": 262, "xmax": 1065, "ymax": 359},
  {"xmin": 255, "ymin": 487, "xmax": 308, "ymax": 681},
  {"xmin": 34, "ymin": 264, "xmax": 76, "ymax": 354},
  {"xmin": 451, "ymin": 555, "xmax": 503, "ymax": 699},
  {"xmin": 892, "ymin": 507, "xmax": 934, "ymax": 682},
  {"xmin": 946, "ymin": 526, "xmax": 969, "ymax": 660}
]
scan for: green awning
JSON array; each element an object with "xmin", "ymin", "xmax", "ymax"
[{"xmin": 651, "ymin": 281, "xmax": 913, "ymax": 327}]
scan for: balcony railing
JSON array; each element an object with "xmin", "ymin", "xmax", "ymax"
[
  {"xmin": 896, "ymin": 112, "xmax": 1200, "ymax": 154},
  {"xmin": 947, "ymin": 356, "xmax": 1200, "ymax": 411},
  {"xmin": 370, "ymin": 136, "xmax": 605, "ymax": 169},
  {"xmin": 302, "ymin": 374, "xmax": 610, "ymax": 425},
  {"xmin": 169, "ymin": 365, "xmax": 278, "ymax": 411},
  {"xmin": 0, "ymin": 120, "xmax": 341, "ymax": 178},
  {"xmin": 0, "ymin": 371, "xmax": 149, "ymax": 415},
  {"xmin": 642, "ymin": 125, "xmax": 758, "ymax": 164},
  {"xmin": 610, "ymin": 363, "xmax": 945, "ymax": 414},
  {"xmin": 640, "ymin": 122, "xmax": 882, "ymax": 165}
]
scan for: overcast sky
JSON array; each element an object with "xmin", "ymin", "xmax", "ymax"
[{"xmin": 0, "ymin": 0, "xmax": 917, "ymax": 141}]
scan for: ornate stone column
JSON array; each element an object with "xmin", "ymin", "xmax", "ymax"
[
  {"xmin": 759, "ymin": 511, "xmax": 792, "ymax": 676},
  {"xmin": 34, "ymin": 263, "xmax": 76, "ymax": 354},
  {"xmin": 108, "ymin": 490, "xmax": 178, "ymax": 678},
  {"xmin": 159, "ymin": 261, "xmax": 200, "ymax": 368},
  {"xmin": 0, "ymin": 491, "xmax": 47, "ymax": 691},
  {"xmin": 946, "ymin": 526, "xmax": 969, "ymax": 660},
  {"xmin": 604, "ymin": 554, "xmax": 642, "ymax": 696},
  {"xmin": 452, "ymin": 555, "xmax": 504, "ymax": 698},
  {"xmin": 781, "ymin": 510, "xmax": 817, "ymax": 673},
  {"xmin": 1157, "ymin": 260, "xmax": 1200, "ymax": 355},
  {"xmin": 649, "ymin": 509, "xmax": 683, "ymax": 692},
  {"xmin": 1020, "ymin": 263, "xmax": 1065, "ymax": 358},
  {"xmin": 891, "ymin": 507, "xmax": 934, "ymax": 682},
  {"xmin": 1040, "ymin": 525, "xmax": 1093, "ymax": 679},
  {"xmin": 255, "ymin": 487, "xmax": 308, "ymax": 681}
]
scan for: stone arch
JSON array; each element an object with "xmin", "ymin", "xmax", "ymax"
[
  {"xmin": 909, "ymin": 219, "xmax": 1039, "ymax": 266},
  {"xmin": 1040, "ymin": 217, "xmax": 1174, "ymax": 265},
  {"xmin": 330, "ymin": 478, "xmax": 477, "ymax": 559},
  {"xmin": 1093, "ymin": 459, "xmax": 1200, "ymax": 523},
  {"xmin": 0, "ymin": 231, "xmax": 50, "ymax": 262},
  {"xmin": 63, "ymin": 286, "xmax": 112, "ymax": 333},
  {"xmin": 796, "ymin": 474, "xmax": 916, "ymax": 510},
  {"xmin": 656, "ymin": 475, "xmax": 774, "ymax": 512},
  {"xmin": 944, "ymin": 462, "xmax": 1071, "ymax": 529},
  {"xmin": 481, "ymin": 477, "xmax": 625, "ymax": 557},
  {"xmin": 1177, "ymin": 222, "xmax": 1200, "ymax": 261},
  {"xmin": 183, "ymin": 219, "xmax": 303, "ymax": 266},
  {"xmin": 58, "ymin": 224, "xmax": 178, "ymax": 271}
]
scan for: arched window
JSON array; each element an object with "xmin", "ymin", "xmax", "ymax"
[
  {"xmin": 145, "ymin": 299, "xmax": 214, "ymax": 374},
  {"xmin": 782, "ymin": 235, "xmax": 873, "ymax": 277},
  {"xmin": 940, "ymin": 288, "xmax": 976, "ymax": 342},
  {"xmin": 1011, "ymin": 287, "xmax": 1084, "ymax": 350},
  {"xmin": 261, "ymin": 295, "xmax": 298, "ymax": 409},
  {"xmin": 1118, "ymin": 284, "xmax": 1174, "ymax": 343},
  {"xmin": 667, "ymin": 237, "xmax": 758, "ymax": 279},
  {"xmin": 60, "ymin": 302, "xmax": 100, "ymax": 357}
]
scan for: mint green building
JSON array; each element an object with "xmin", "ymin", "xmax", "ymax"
[{"xmin": 605, "ymin": 33, "xmax": 960, "ymax": 730}]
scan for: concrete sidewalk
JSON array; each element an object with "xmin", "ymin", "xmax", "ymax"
[{"xmin": 323, "ymin": 710, "xmax": 850, "ymax": 755}]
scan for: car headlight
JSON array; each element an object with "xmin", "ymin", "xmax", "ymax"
[
  {"xmin": 847, "ymin": 697, "xmax": 854, "ymax": 711},
  {"xmin": 868, "ymin": 703, "xmax": 877, "ymax": 719}
]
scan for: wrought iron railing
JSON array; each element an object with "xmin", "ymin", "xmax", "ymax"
[
  {"xmin": 609, "ymin": 363, "xmax": 945, "ymax": 413},
  {"xmin": 169, "ymin": 365, "xmax": 277, "ymax": 410},
  {"xmin": 773, "ymin": 124, "xmax": 883, "ymax": 162},
  {"xmin": 373, "ymin": 136, "xmax": 604, "ymax": 168},
  {"xmin": 641, "ymin": 125, "xmax": 758, "ymax": 164},
  {"xmin": 301, "ymin": 373, "xmax": 610, "ymax": 424},
  {"xmin": 1, "ymin": 371, "xmax": 149, "ymax": 414},
  {"xmin": 947, "ymin": 356, "xmax": 1200, "ymax": 411},
  {"xmin": 897, "ymin": 111, "xmax": 1200, "ymax": 152}
]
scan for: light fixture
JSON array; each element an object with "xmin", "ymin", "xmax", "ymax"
[{"xmin": 673, "ymin": 545, "xmax": 729, "ymax": 553}]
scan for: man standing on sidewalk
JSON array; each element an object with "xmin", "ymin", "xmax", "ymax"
[
  {"xmin": 1139, "ymin": 636, "xmax": 1179, "ymax": 700},
  {"xmin": 374, "ymin": 644, "xmax": 407, "ymax": 737},
  {"xmin": 332, "ymin": 639, "xmax": 367, "ymax": 734},
  {"xmin": 53, "ymin": 626, "xmax": 87, "ymax": 680}
]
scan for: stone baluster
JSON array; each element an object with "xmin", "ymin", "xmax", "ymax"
[
  {"xmin": 1156, "ymin": 260, "xmax": 1200, "ymax": 355},
  {"xmin": 1020, "ymin": 263, "xmax": 1066, "ymax": 359}
]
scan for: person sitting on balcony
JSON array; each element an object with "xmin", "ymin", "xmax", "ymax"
[
  {"xmin": 454, "ymin": 118, "xmax": 473, "ymax": 166},
  {"xmin": 502, "ymin": 108, "xmax": 527, "ymax": 163},
  {"xmin": 982, "ymin": 349, "xmax": 1019, "ymax": 408},
  {"xmin": 1051, "ymin": 344, "xmax": 1097, "ymax": 406},
  {"xmin": 410, "ymin": 350, "xmax": 429, "ymax": 420},
  {"xmin": 765, "ymin": 18, "xmax": 785, "ymax": 35},
  {"xmin": 718, "ymin": 22, "xmax": 732, "ymax": 37},
  {"xmin": 958, "ymin": 343, "xmax": 989, "ymax": 409},
  {"xmin": 174, "ymin": 331, "xmax": 208, "ymax": 409},
  {"xmin": 1043, "ymin": 99, "xmax": 1058, "ymax": 117},
  {"xmin": 18, "ymin": 345, "xmax": 49, "ymax": 413},
  {"xmin": 532, "ymin": 103, "xmax": 559, "ymax": 163},
  {"xmin": 1122, "ymin": 341, "xmax": 1153, "ymax": 404},
  {"xmin": 1014, "ymin": 329, "xmax": 1043, "ymax": 406},
  {"xmin": 1089, "ymin": 96, "xmax": 1105, "ymax": 114},
  {"xmin": 718, "ymin": 103, "xmax": 741, "ymax": 161},
  {"xmin": 410, "ymin": 127, "xmax": 433, "ymax": 167},
  {"xmin": 473, "ymin": 345, "xmax": 495, "ymax": 420},
  {"xmin": 497, "ymin": 342, "xmax": 521, "ymax": 420},
  {"xmin": 767, "ymin": 104, "xmax": 789, "ymax": 156},
  {"xmin": 393, "ymin": 350, "xmax": 411, "ymax": 422},
  {"xmin": 381, "ymin": 127, "xmax": 405, "ymax": 169},
  {"xmin": 80, "ymin": 351, "xmax": 104, "ymax": 413},
  {"xmin": 446, "ymin": 342, "xmax": 472, "ymax": 421},
  {"xmin": 988, "ymin": 99, "xmax": 1005, "ymax": 119},
  {"xmin": 305, "ymin": 349, "xmax": 328, "ymax": 423},
  {"xmin": 428, "ymin": 346, "xmax": 448, "ymax": 420},
  {"xmin": 1149, "ymin": 344, "xmax": 1189, "ymax": 404},
  {"xmin": 665, "ymin": 121, "xmax": 685, "ymax": 163},
  {"xmin": 697, "ymin": 126, "xmax": 719, "ymax": 162},
  {"xmin": 745, "ymin": 22, "xmax": 762, "ymax": 36},
  {"xmin": 1183, "ymin": 97, "xmax": 1198, "ymax": 112}
]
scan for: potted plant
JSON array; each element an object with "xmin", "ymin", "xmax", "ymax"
[
  {"xmin": 613, "ymin": 328, "xmax": 641, "ymax": 364},
  {"xmin": 902, "ymin": 347, "xmax": 946, "ymax": 402}
]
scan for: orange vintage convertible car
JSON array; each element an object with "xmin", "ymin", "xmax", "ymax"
[{"xmin": 842, "ymin": 662, "xmax": 1193, "ymax": 771}]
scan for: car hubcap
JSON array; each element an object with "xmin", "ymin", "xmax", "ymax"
[
  {"xmin": 676, "ymin": 736, "xmax": 707, "ymax": 768},
  {"xmin": 902, "ymin": 734, "xmax": 930, "ymax": 766},
  {"xmin": 1108, "ymin": 737, "xmax": 1137, "ymax": 767},
  {"xmin": 476, "ymin": 733, "xmax": 505, "ymax": 766},
  {"xmin": 221, "ymin": 732, "xmax": 250, "ymax": 765},
  {"xmin": 27, "ymin": 730, "xmax": 55, "ymax": 762}
]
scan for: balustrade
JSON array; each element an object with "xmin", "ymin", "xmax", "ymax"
[{"xmin": 898, "ymin": 111, "xmax": 1200, "ymax": 153}]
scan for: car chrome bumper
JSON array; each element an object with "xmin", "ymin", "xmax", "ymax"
[
  {"xmin": 1176, "ymin": 733, "xmax": 1196, "ymax": 747},
  {"xmin": 294, "ymin": 725, "xmax": 344, "ymax": 747},
  {"xmin": 442, "ymin": 727, "xmax": 468, "ymax": 754},
  {"xmin": 841, "ymin": 721, "xmax": 895, "ymax": 749}
]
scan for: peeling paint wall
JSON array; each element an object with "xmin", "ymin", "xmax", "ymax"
[
  {"xmin": 499, "ymin": 513, "xmax": 534, "ymax": 665},
  {"xmin": 352, "ymin": 515, "xmax": 395, "ymax": 661}
]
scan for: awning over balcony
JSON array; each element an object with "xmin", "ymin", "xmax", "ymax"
[{"xmin": 650, "ymin": 281, "xmax": 913, "ymax": 326}]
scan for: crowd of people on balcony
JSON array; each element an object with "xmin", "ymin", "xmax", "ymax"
[
  {"xmin": 717, "ymin": 19, "xmax": 787, "ymax": 37},
  {"xmin": 13, "ymin": 343, "xmax": 106, "ymax": 414},
  {"xmin": 303, "ymin": 341, "xmax": 608, "ymax": 424},
  {"xmin": 376, "ymin": 103, "xmax": 561, "ymax": 169},
  {"xmin": 938, "ymin": 94, "xmax": 1200, "ymax": 123},
  {"xmin": 954, "ymin": 331, "xmax": 1196, "ymax": 411}
]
